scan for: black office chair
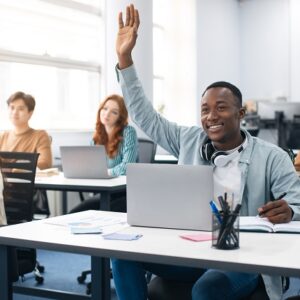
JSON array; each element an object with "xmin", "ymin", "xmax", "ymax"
[
  {"xmin": 33, "ymin": 134, "xmax": 52, "ymax": 218},
  {"xmin": 0, "ymin": 151, "xmax": 44, "ymax": 284},
  {"xmin": 148, "ymin": 272, "xmax": 290, "ymax": 300},
  {"xmin": 76, "ymin": 138, "xmax": 157, "ymax": 294},
  {"xmin": 286, "ymin": 116, "xmax": 300, "ymax": 150},
  {"xmin": 138, "ymin": 137, "xmax": 157, "ymax": 163}
]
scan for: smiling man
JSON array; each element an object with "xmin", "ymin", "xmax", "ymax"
[
  {"xmin": 201, "ymin": 82, "xmax": 244, "ymax": 150},
  {"xmin": 111, "ymin": 4, "xmax": 300, "ymax": 300}
]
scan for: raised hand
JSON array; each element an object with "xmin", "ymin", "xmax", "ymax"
[{"xmin": 116, "ymin": 4, "xmax": 140, "ymax": 69}]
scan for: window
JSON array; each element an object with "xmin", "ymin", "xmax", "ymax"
[
  {"xmin": 153, "ymin": 0, "xmax": 197, "ymax": 126},
  {"xmin": 0, "ymin": 0, "xmax": 104, "ymax": 129}
]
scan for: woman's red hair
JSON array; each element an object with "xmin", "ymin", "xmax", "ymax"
[{"xmin": 93, "ymin": 94, "xmax": 128, "ymax": 158}]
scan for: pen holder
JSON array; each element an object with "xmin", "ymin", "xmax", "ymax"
[{"xmin": 212, "ymin": 212, "xmax": 239, "ymax": 250}]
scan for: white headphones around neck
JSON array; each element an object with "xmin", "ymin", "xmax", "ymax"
[{"xmin": 200, "ymin": 141, "xmax": 244, "ymax": 167}]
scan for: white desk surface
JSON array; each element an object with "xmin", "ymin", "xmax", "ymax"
[
  {"xmin": 35, "ymin": 173, "xmax": 126, "ymax": 188},
  {"xmin": 0, "ymin": 210, "xmax": 300, "ymax": 277},
  {"xmin": 34, "ymin": 173, "xmax": 126, "ymax": 213}
]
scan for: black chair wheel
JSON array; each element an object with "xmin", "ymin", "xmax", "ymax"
[
  {"xmin": 77, "ymin": 275, "xmax": 86, "ymax": 283},
  {"xmin": 37, "ymin": 265, "xmax": 45, "ymax": 273},
  {"xmin": 86, "ymin": 283, "xmax": 91, "ymax": 295},
  {"xmin": 35, "ymin": 275, "xmax": 44, "ymax": 284}
]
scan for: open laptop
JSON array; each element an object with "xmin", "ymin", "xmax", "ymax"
[
  {"xmin": 60, "ymin": 146, "xmax": 113, "ymax": 179},
  {"xmin": 127, "ymin": 164, "xmax": 213, "ymax": 231}
]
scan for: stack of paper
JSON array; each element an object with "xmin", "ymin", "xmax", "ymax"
[
  {"xmin": 36, "ymin": 168, "xmax": 60, "ymax": 177},
  {"xmin": 68, "ymin": 221, "xmax": 102, "ymax": 234},
  {"xmin": 44, "ymin": 211, "xmax": 128, "ymax": 235}
]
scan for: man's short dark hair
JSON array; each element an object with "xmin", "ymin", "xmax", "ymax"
[
  {"xmin": 202, "ymin": 81, "xmax": 242, "ymax": 108},
  {"xmin": 7, "ymin": 91, "xmax": 36, "ymax": 112}
]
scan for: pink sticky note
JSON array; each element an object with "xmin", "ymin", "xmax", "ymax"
[{"xmin": 180, "ymin": 232, "xmax": 212, "ymax": 242}]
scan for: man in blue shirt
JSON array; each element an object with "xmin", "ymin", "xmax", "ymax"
[{"xmin": 112, "ymin": 4, "xmax": 300, "ymax": 300}]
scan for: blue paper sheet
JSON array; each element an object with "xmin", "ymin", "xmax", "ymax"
[{"xmin": 103, "ymin": 233, "xmax": 142, "ymax": 240}]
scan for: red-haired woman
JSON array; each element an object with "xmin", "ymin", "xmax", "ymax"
[
  {"xmin": 93, "ymin": 94, "xmax": 138, "ymax": 176},
  {"xmin": 70, "ymin": 94, "xmax": 138, "ymax": 213}
]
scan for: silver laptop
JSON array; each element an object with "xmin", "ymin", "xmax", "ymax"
[
  {"xmin": 60, "ymin": 146, "xmax": 113, "ymax": 179},
  {"xmin": 127, "ymin": 164, "xmax": 213, "ymax": 231}
]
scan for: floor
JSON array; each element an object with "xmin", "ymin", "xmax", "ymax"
[
  {"xmin": 13, "ymin": 249, "xmax": 117, "ymax": 300},
  {"xmin": 12, "ymin": 249, "xmax": 300, "ymax": 300}
]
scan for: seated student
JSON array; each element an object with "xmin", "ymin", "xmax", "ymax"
[
  {"xmin": 69, "ymin": 94, "xmax": 138, "ymax": 213},
  {"xmin": 0, "ymin": 91, "xmax": 52, "ymax": 218},
  {"xmin": 0, "ymin": 91, "xmax": 52, "ymax": 170},
  {"xmin": 94, "ymin": 94, "xmax": 138, "ymax": 177},
  {"xmin": 294, "ymin": 151, "xmax": 300, "ymax": 171},
  {"xmin": 111, "ymin": 5, "xmax": 300, "ymax": 300}
]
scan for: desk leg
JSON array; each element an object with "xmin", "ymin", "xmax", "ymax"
[
  {"xmin": 0, "ymin": 245, "xmax": 12, "ymax": 300},
  {"xmin": 100, "ymin": 192, "xmax": 111, "ymax": 211},
  {"xmin": 91, "ymin": 256, "xmax": 110, "ymax": 300},
  {"xmin": 62, "ymin": 191, "xmax": 68, "ymax": 214}
]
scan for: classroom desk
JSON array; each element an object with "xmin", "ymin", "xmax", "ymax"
[
  {"xmin": 35, "ymin": 173, "xmax": 126, "ymax": 213},
  {"xmin": 1, "ymin": 210, "xmax": 300, "ymax": 300}
]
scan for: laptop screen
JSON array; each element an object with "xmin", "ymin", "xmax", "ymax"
[
  {"xmin": 127, "ymin": 163, "xmax": 213, "ymax": 231},
  {"xmin": 60, "ymin": 146, "xmax": 113, "ymax": 179}
]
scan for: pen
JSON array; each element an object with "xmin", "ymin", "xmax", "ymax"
[
  {"xmin": 209, "ymin": 200, "xmax": 222, "ymax": 224},
  {"xmin": 258, "ymin": 192, "xmax": 288, "ymax": 217},
  {"xmin": 217, "ymin": 195, "xmax": 227, "ymax": 213},
  {"xmin": 277, "ymin": 192, "xmax": 287, "ymax": 200},
  {"xmin": 217, "ymin": 204, "xmax": 241, "ymax": 248}
]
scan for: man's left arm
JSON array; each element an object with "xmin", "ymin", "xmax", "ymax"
[
  {"xmin": 36, "ymin": 131, "xmax": 53, "ymax": 170},
  {"xmin": 258, "ymin": 150, "xmax": 300, "ymax": 223}
]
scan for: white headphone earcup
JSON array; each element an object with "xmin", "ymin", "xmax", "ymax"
[
  {"xmin": 213, "ymin": 149, "xmax": 242, "ymax": 167},
  {"xmin": 213, "ymin": 154, "xmax": 230, "ymax": 167}
]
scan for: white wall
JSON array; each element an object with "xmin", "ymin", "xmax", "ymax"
[
  {"xmin": 290, "ymin": 0, "xmax": 300, "ymax": 103},
  {"xmin": 196, "ymin": 0, "xmax": 300, "ymax": 106},
  {"xmin": 240, "ymin": 0, "xmax": 290, "ymax": 101},
  {"xmin": 196, "ymin": 0, "xmax": 240, "ymax": 124}
]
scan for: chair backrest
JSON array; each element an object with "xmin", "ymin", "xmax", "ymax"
[
  {"xmin": 138, "ymin": 138, "xmax": 157, "ymax": 163},
  {"xmin": 286, "ymin": 124, "xmax": 300, "ymax": 149},
  {"xmin": 0, "ymin": 151, "xmax": 39, "ymax": 225}
]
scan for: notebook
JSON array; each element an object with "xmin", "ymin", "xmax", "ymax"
[
  {"xmin": 127, "ymin": 164, "xmax": 213, "ymax": 231},
  {"xmin": 240, "ymin": 216, "xmax": 300, "ymax": 233},
  {"xmin": 60, "ymin": 146, "xmax": 113, "ymax": 179}
]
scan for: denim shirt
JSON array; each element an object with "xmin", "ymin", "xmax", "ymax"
[
  {"xmin": 117, "ymin": 64, "xmax": 300, "ymax": 300},
  {"xmin": 92, "ymin": 125, "xmax": 138, "ymax": 177}
]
